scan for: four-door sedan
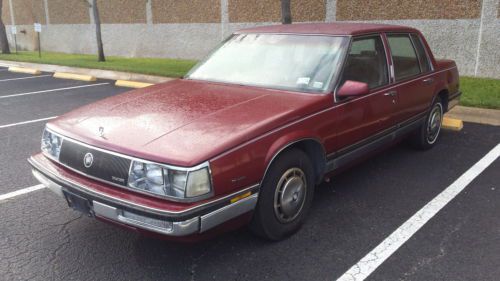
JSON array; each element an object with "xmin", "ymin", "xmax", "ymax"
[{"xmin": 29, "ymin": 23, "xmax": 460, "ymax": 241}]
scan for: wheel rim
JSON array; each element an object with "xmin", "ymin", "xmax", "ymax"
[
  {"xmin": 427, "ymin": 103, "xmax": 443, "ymax": 144},
  {"xmin": 274, "ymin": 168, "xmax": 307, "ymax": 223}
]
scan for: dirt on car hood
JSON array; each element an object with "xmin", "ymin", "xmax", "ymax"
[{"xmin": 49, "ymin": 79, "xmax": 329, "ymax": 166}]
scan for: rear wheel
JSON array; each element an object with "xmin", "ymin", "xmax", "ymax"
[
  {"xmin": 410, "ymin": 97, "xmax": 443, "ymax": 150},
  {"xmin": 250, "ymin": 148, "xmax": 315, "ymax": 241}
]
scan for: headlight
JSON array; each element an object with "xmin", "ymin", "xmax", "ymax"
[
  {"xmin": 128, "ymin": 160, "xmax": 212, "ymax": 200},
  {"xmin": 41, "ymin": 129, "xmax": 62, "ymax": 159}
]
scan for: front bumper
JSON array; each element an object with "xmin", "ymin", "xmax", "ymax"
[{"xmin": 29, "ymin": 154, "xmax": 259, "ymax": 237}]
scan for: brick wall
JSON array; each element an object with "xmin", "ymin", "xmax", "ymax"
[
  {"xmin": 152, "ymin": 0, "xmax": 221, "ymax": 23},
  {"xmin": 97, "ymin": 0, "xmax": 147, "ymax": 24},
  {"xmin": 1, "ymin": 0, "xmax": 11, "ymax": 25},
  {"xmin": 336, "ymin": 0, "xmax": 482, "ymax": 20},
  {"xmin": 228, "ymin": 0, "xmax": 325, "ymax": 22},
  {"xmin": 11, "ymin": 0, "xmax": 46, "ymax": 24},
  {"xmin": 47, "ymin": 0, "xmax": 89, "ymax": 24}
]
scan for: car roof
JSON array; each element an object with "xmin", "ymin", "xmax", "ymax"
[{"xmin": 236, "ymin": 23, "xmax": 419, "ymax": 36}]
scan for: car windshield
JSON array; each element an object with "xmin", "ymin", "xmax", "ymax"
[{"xmin": 186, "ymin": 34, "xmax": 348, "ymax": 93}]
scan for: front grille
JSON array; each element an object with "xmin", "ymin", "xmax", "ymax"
[{"xmin": 59, "ymin": 140, "xmax": 131, "ymax": 186}]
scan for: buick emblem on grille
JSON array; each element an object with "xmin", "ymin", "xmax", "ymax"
[{"xmin": 83, "ymin": 152, "xmax": 94, "ymax": 168}]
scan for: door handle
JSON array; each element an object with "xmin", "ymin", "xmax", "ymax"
[
  {"xmin": 423, "ymin": 78, "xmax": 435, "ymax": 85},
  {"xmin": 384, "ymin": 91, "xmax": 397, "ymax": 97}
]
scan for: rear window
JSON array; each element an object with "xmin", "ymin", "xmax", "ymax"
[{"xmin": 387, "ymin": 35, "xmax": 421, "ymax": 81}]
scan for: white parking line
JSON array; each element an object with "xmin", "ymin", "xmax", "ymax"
[
  {"xmin": 0, "ymin": 82, "xmax": 109, "ymax": 99},
  {"xmin": 0, "ymin": 116, "xmax": 57, "ymax": 129},
  {"xmin": 0, "ymin": 75, "xmax": 52, "ymax": 82},
  {"xmin": 336, "ymin": 143, "xmax": 500, "ymax": 281},
  {"xmin": 0, "ymin": 184, "xmax": 46, "ymax": 201}
]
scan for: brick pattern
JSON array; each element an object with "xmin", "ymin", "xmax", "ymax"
[
  {"xmin": 228, "ymin": 0, "xmax": 326, "ymax": 23},
  {"xmin": 12, "ymin": 0, "xmax": 46, "ymax": 24},
  {"xmin": 47, "ymin": 0, "xmax": 89, "ymax": 24},
  {"xmin": 97, "ymin": 0, "xmax": 147, "ymax": 24},
  {"xmin": 336, "ymin": 0, "xmax": 482, "ymax": 20},
  {"xmin": 1, "ymin": 0, "xmax": 11, "ymax": 25},
  {"xmin": 152, "ymin": 0, "xmax": 221, "ymax": 23}
]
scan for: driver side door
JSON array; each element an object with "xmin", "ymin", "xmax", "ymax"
[{"xmin": 328, "ymin": 34, "xmax": 397, "ymax": 168}]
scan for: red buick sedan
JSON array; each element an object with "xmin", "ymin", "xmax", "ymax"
[{"xmin": 29, "ymin": 23, "xmax": 460, "ymax": 241}]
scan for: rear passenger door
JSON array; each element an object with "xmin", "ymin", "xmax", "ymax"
[{"xmin": 386, "ymin": 33, "xmax": 435, "ymax": 124}]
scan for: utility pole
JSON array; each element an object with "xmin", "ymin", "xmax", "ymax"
[
  {"xmin": 281, "ymin": 0, "xmax": 292, "ymax": 24},
  {"xmin": 0, "ymin": 0, "xmax": 11, "ymax": 54},
  {"xmin": 87, "ymin": 0, "xmax": 105, "ymax": 62}
]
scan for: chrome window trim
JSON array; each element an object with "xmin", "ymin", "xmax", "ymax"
[
  {"xmin": 410, "ymin": 33, "xmax": 434, "ymax": 73},
  {"xmin": 44, "ymin": 127, "xmax": 213, "ymax": 203},
  {"xmin": 333, "ymin": 33, "xmax": 390, "ymax": 103}
]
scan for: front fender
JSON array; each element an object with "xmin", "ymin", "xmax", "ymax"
[
  {"xmin": 264, "ymin": 130, "xmax": 323, "ymax": 169},
  {"xmin": 209, "ymin": 128, "xmax": 324, "ymax": 197}
]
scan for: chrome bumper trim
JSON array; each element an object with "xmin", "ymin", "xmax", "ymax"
[
  {"xmin": 29, "ymin": 155, "xmax": 259, "ymax": 219},
  {"xmin": 200, "ymin": 194, "xmax": 258, "ymax": 232},
  {"xmin": 31, "ymin": 166, "xmax": 259, "ymax": 237},
  {"xmin": 32, "ymin": 169, "xmax": 64, "ymax": 198},
  {"xmin": 93, "ymin": 201, "xmax": 200, "ymax": 236}
]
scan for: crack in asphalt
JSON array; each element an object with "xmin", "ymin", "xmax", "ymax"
[
  {"xmin": 400, "ymin": 216, "xmax": 468, "ymax": 280},
  {"xmin": 49, "ymin": 215, "xmax": 83, "ymax": 275}
]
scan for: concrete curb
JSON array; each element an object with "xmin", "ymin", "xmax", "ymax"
[
  {"xmin": 54, "ymin": 72, "xmax": 96, "ymax": 82},
  {"xmin": 8, "ymin": 66, "xmax": 41, "ymax": 75},
  {"xmin": 0, "ymin": 60, "xmax": 173, "ymax": 84},
  {"xmin": 446, "ymin": 106, "xmax": 500, "ymax": 126},
  {"xmin": 115, "ymin": 80, "xmax": 154, "ymax": 88}
]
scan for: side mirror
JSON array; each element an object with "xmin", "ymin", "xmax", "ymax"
[{"xmin": 337, "ymin": 80, "xmax": 369, "ymax": 98}]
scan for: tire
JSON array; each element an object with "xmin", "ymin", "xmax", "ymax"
[
  {"xmin": 250, "ymin": 148, "xmax": 315, "ymax": 241},
  {"xmin": 410, "ymin": 96, "xmax": 444, "ymax": 150}
]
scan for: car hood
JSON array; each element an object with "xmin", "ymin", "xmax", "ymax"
[{"xmin": 49, "ymin": 79, "xmax": 329, "ymax": 166}]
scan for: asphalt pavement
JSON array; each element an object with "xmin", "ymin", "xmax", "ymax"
[{"xmin": 0, "ymin": 66, "xmax": 499, "ymax": 281}]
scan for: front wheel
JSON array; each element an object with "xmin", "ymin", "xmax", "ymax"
[
  {"xmin": 250, "ymin": 148, "xmax": 315, "ymax": 241},
  {"xmin": 410, "ymin": 97, "xmax": 444, "ymax": 150}
]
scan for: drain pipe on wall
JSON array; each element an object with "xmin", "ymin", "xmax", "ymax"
[{"xmin": 473, "ymin": 0, "xmax": 487, "ymax": 77}]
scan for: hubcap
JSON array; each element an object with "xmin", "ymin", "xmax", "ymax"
[
  {"xmin": 427, "ymin": 103, "xmax": 443, "ymax": 144},
  {"xmin": 274, "ymin": 168, "xmax": 307, "ymax": 223}
]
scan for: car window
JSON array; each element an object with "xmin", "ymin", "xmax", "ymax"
[
  {"xmin": 340, "ymin": 35, "xmax": 388, "ymax": 89},
  {"xmin": 387, "ymin": 35, "xmax": 421, "ymax": 81},
  {"xmin": 187, "ymin": 34, "xmax": 348, "ymax": 93},
  {"xmin": 410, "ymin": 34, "xmax": 432, "ymax": 73}
]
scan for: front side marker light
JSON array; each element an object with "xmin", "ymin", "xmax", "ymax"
[
  {"xmin": 230, "ymin": 191, "xmax": 252, "ymax": 204},
  {"xmin": 186, "ymin": 168, "xmax": 211, "ymax": 198}
]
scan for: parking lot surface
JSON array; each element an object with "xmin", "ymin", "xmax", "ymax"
[{"xmin": 0, "ymin": 66, "xmax": 499, "ymax": 281}]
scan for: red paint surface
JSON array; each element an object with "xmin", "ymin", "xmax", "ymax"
[
  {"xmin": 40, "ymin": 23, "xmax": 459, "ymax": 222},
  {"xmin": 237, "ymin": 22, "xmax": 419, "ymax": 36}
]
